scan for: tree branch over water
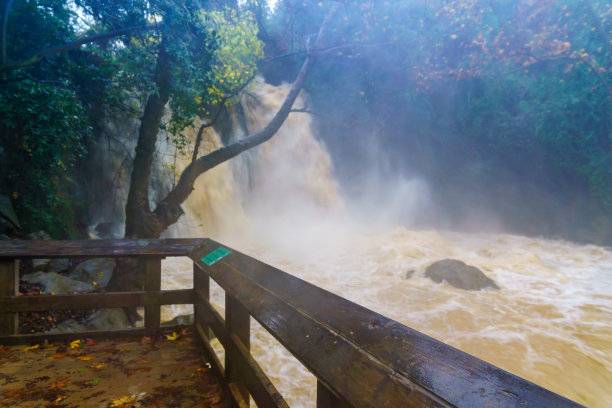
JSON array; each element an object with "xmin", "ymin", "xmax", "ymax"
[{"xmin": 152, "ymin": 4, "xmax": 340, "ymax": 232}]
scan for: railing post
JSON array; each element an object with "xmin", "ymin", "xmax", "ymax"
[
  {"xmin": 193, "ymin": 263, "xmax": 214, "ymax": 339},
  {"xmin": 0, "ymin": 259, "xmax": 19, "ymax": 335},
  {"xmin": 317, "ymin": 380, "xmax": 351, "ymax": 408},
  {"xmin": 143, "ymin": 257, "xmax": 161, "ymax": 328},
  {"xmin": 226, "ymin": 293, "xmax": 250, "ymax": 406}
]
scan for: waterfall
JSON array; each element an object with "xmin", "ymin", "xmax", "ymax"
[{"xmin": 87, "ymin": 78, "xmax": 612, "ymax": 408}]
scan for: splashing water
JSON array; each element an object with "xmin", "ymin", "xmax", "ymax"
[{"xmin": 98, "ymin": 79, "xmax": 611, "ymax": 407}]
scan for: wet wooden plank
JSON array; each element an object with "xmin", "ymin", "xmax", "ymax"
[
  {"xmin": 194, "ymin": 290, "xmax": 226, "ymax": 346},
  {"xmin": 0, "ymin": 238, "xmax": 206, "ymax": 258},
  {"xmin": 0, "ymin": 325, "xmax": 187, "ymax": 345},
  {"xmin": 191, "ymin": 241, "xmax": 582, "ymax": 408},
  {"xmin": 0, "ymin": 260, "xmax": 19, "ymax": 335},
  {"xmin": 226, "ymin": 293, "xmax": 251, "ymax": 405},
  {"xmin": 317, "ymin": 380, "xmax": 351, "ymax": 408},
  {"xmin": 0, "ymin": 289, "xmax": 194, "ymax": 312},
  {"xmin": 228, "ymin": 333, "xmax": 289, "ymax": 408},
  {"xmin": 144, "ymin": 258, "xmax": 162, "ymax": 328},
  {"xmin": 191, "ymin": 248, "xmax": 449, "ymax": 408}
]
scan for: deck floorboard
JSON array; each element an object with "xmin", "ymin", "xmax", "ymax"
[{"xmin": 0, "ymin": 328, "xmax": 227, "ymax": 407}]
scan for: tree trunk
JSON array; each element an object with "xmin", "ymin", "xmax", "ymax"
[
  {"xmin": 124, "ymin": 40, "xmax": 172, "ymax": 239},
  {"xmin": 110, "ymin": 5, "xmax": 338, "ymax": 325}
]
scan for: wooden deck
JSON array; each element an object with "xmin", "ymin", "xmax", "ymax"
[
  {"xmin": 0, "ymin": 328, "xmax": 226, "ymax": 407},
  {"xmin": 0, "ymin": 239, "xmax": 584, "ymax": 408}
]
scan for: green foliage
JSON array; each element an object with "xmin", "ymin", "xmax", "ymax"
[
  {"xmin": 0, "ymin": 79, "xmax": 90, "ymax": 237},
  {"xmin": 265, "ymin": 0, "xmax": 611, "ymax": 243}
]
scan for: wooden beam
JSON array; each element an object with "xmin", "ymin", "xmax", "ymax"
[
  {"xmin": 191, "ymin": 242, "xmax": 582, "ymax": 408},
  {"xmin": 0, "ymin": 289, "xmax": 194, "ymax": 312},
  {"xmin": 317, "ymin": 380, "xmax": 351, "ymax": 408},
  {"xmin": 0, "ymin": 238, "xmax": 207, "ymax": 259},
  {"xmin": 144, "ymin": 258, "xmax": 162, "ymax": 328},
  {"xmin": 225, "ymin": 293, "xmax": 250, "ymax": 406},
  {"xmin": 0, "ymin": 325, "xmax": 187, "ymax": 345},
  {"xmin": 229, "ymin": 333, "xmax": 289, "ymax": 408},
  {"xmin": 0, "ymin": 259, "xmax": 19, "ymax": 335},
  {"xmin": 194, "ymin": 262, "xmax": 214, "ymax": 340},
  {"xmin": 194, "ymin": 290, "xmax": 226, "ymax": 346}
]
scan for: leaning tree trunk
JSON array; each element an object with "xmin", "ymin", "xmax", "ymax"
[
  {"xmin": 124, "ymin": 39, "xmax": 173, "ymax": 239},
  {"xmin": 107, "ymin": 5, "xmax": 338, "ymax": 325},
  {"xmin": 104, "ymin": 39, "xmax": 173, "ymax": 322}
]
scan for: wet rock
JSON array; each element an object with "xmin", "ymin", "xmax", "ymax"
[
  {"xmin": 32, "ymin": 259, "xmax": 51, "ymax": 271},
  {"xmin": 49, "ymin": 309, "xmax": 131, "ymax": 333},
  {"xmin": 27, "ymin": 230, "xmax": 51, "ymax": 240},
  {"xmin": 70, "ymin": 258, "xmax": 114, "ymax": 288},
  {"xmin": 0, "ymin": 194, "xmax": 21, "ymax": 230},
  {"xmin": 22, "ymin": 271, "xmax": 95, "ymax": 294},
  {"xmin": 163, "ymin": 314, "xmax": 194, "ymax": 326},
  {"xmin": 49, "ymin": 258, "xmax": 70, "ymax": 272},
  {"xmin": 425, "ymin": 259, "xmax": 499, "ymax": 291},
  {"xmin": 94, "ymin": 222, "xmax": 123, "ymax": 239}
]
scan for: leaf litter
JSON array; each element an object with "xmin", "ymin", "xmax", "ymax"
[{"xmin": 0, "ymin": 328, "xmax": 227, "ymax": 407}]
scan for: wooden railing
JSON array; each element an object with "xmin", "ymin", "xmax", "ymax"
[{"xmin": 0, "ymin": 239, "xmax": 583, "ymax": 408}]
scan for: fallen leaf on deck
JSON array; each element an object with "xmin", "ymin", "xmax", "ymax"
[
  {"xmin": 77, "ymin": 355, "xmax": 95, "ymax": 361},
  {"xmin": 48, "ymin": 376, "xmax": 70, "ymax": 389},
  {"xmin": 165, "ymin": 331, "xmax": 179, "ymax": 341},
  {"xmin": 139, "ymin": 336, "xmax": 152, "ymax": 344},
  {"xmin": 109, "ymin": 394, "xmax": 137, "ymax": 407},
  {"xmin": 47, "ymin": 353, "xmax": 67, "ymax": 359},
  {"xmin": 70, "ymin": 339, "xmax": 82, "ymax": 349},
  {"xmin": 89, "ymin": 363, "xmax": 106, "ymax": 369},
  {"xmin": 23, "ymin": 344, "xmax": 39, "ymax": 352},
  {"xmin": 54, "ymin": 395, "xmax": 67, "ymax": 403}
]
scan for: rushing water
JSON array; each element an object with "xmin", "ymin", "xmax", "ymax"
[{"xmin": 97, "ymin": 79, "xmax": 611, "ymax": 407}]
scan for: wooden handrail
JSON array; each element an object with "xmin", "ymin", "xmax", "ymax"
[{"xmin": 0, "ymin": 239, "xmax": 584, "ymax": 408}]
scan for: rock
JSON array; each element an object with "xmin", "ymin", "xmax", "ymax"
[
  {"xmin": 22, "ymin": 271, "xmax": 95, "ymax": 294},
  {"xmin": 32, "ymin": 259, "xmax": 51, "ymax": 271},
  {"xmin": 27, "ymin": 230, "xmax": 51, "ymax": 240},
  {"xmin": 84, "ymin": 309, "xmax": 131, "ymax": 331},
  {"xmin": 70, "ymin": 258, "xmax": 114, "ymax": 288},
  {"xmin": 163, "ymin": 314, "xmax": 194, "ymax": 326},
  {"xmin": 425, "ymin": 259, "xmax": 499, "ymax": 291},
  {"xmin": 49, "ymin": 258, "xmax": 70, "ymax": 272},
  {"xmin": 405, "ymin": 269, "xmax": 415, "ymax": 279},
  {"xmin": 48, "ymin": 309, "xmax": 131, "ymax": 333},
  {"xmin": 94, "ymin": 222, "xmax": 122, "ymax": 239},
  {"xmin": 0, "ymin": 194, "xmax": 21, "ymax": 229}
]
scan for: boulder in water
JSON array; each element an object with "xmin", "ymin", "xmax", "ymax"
[{"xmin": 425, "ymin": 259, "xmax": 499, "ymax": 291}]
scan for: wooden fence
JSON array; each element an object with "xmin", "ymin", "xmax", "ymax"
[{"xmin": 0, "ymin": 239, "xmax": 583, "ymax": 408}]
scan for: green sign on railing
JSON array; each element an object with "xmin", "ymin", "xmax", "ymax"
[{"xmin": 201, "ymin": 247, "xmax": 231, "ymax": 266}]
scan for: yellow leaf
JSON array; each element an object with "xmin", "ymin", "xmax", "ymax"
[
  {"xmin": 109, "ymin": 395, "xmax": 137, "ymax": 407},
  {"xmin": 165, "ymin": 331, "xmax": 179, "ymax": 341},
  {"xmin": 69, "ymin": 339, "xmax": 81, "ymax": 349},
  {"xmin": 54, "ymin": 395, "xmax": 67, "ymax": 403},
  {"xmin": 24, "ymin": 345, "xmax": 39, "ymax": 352},
  {"xmin": 77, "ymin": 355, "xmax": 95, "ymax": 361},
  {"xmin": 89, "ymin": 363, "xmax": 106, "ymax": 369}
]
